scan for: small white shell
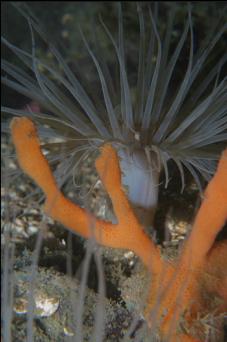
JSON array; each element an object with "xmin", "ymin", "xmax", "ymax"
[
  {"xmin": 34, "ymin": 293, "xmax": 59, "ymax": 317},
  {"xmin": 14, "ymin": 292, "xmax": 59, "ymax": 318}
]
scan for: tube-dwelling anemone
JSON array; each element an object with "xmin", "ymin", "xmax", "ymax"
[{"xmin": 2, "ymin": 3, "xmax": 227, "ymax": 227}]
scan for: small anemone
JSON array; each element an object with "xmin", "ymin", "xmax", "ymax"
[{"xmin": 2, "ymin": 2, "xmax": 227, "ymax": 224}]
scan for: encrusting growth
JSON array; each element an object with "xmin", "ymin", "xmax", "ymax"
[{"xmin": 11, "ymin": 117, "xmax": 227, "ymax": 341}]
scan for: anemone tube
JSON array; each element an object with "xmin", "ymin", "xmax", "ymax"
[
  {"xmin": 11, "ymin": 116, "xmax": 227, "ymax": 342},
  {"xmin": 2, "ymin": 3, "xmax": 227, "ymax": 229}
]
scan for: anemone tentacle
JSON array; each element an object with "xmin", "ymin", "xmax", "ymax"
[{"xmin": 2, "ymin": 2, "xmax": 227, "ymax": 221}]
